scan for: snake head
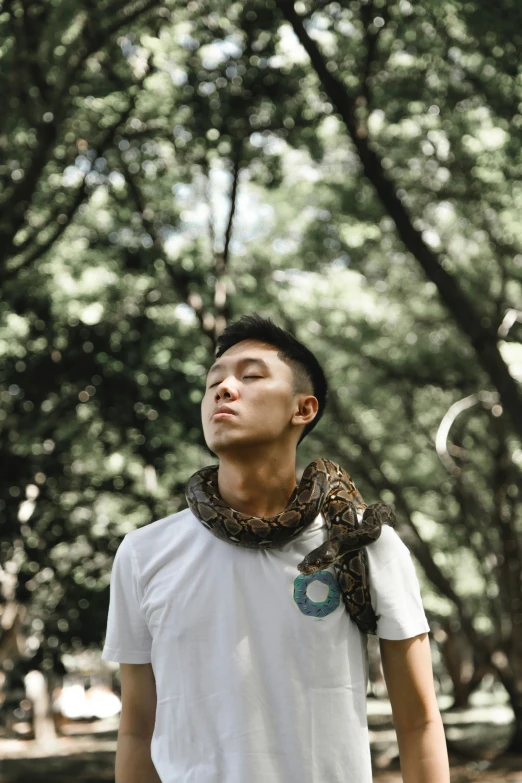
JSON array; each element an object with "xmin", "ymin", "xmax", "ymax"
[
  {"xmin": 363, "ymin": 502, "xmax": 396, "ymax": 526},
  {"xmin": 297, "ymin": 537, "xmax": 342, "ymax": 575},
  {"xmin": 296, "ymin": 558, "xmax": 323, "ymax": 576}
]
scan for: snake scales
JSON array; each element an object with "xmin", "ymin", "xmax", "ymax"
[{"xmin": 185, "ymin": 458, "xmax": 396, "ymax": 634}]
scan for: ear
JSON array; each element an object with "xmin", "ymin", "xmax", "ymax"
[{"xmin": 292, "ymin": 395, "xmax": 319, "ymax": 427}]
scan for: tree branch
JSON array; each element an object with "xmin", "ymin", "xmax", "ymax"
[
  {"xmin": 275, "ymin": 0, "xmax": 522, "ymax": 441},
  {"xmin": 119, "ymin": 155, "xmax": 216, "ymax": 343},
  {"xmin": 3, "ymin": 70, "xmax": 148, "ymax": 281},
  {"xmin": 0, "ymin": 0, "xmax": 165, "ymax": 266}
]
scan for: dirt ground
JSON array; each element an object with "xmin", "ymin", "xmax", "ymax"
[
  {"xmin": 375, "ymin": 756, "xmax": 522, "ymax": 783},
  {"xmin": 0, "ymin": 700, "xmax": 520, "ymax": 783},
  {"xmin": 0, "ymin": 735, "xmax": 521, "ymax": 783}
]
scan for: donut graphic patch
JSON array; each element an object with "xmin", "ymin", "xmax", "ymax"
[{"xmin": 293, "ymin": 571, "xmax": 340, "ymax": 618}]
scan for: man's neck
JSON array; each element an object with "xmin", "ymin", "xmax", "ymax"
[{"xmin": 216, "ymin": 453, "xmax": 297, "ymax": 518}]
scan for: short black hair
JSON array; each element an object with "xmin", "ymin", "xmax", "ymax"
[{"xmin": 214, "ymin": 313, "xmax": 328, "ymax": 446}]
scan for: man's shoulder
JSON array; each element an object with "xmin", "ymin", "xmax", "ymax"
[
  {"xmin": 364, "ymin": 523, "xmax": 410, "ymax": 566},
  {"xmin": 125, "ymin": 506, "xmax": 194, "ymax": 545}
]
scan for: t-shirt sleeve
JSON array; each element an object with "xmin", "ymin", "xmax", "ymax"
[
  {"xmin": 101, "ymin": 534, "xmax": 153, "ymax": 663},
  {"xmin": 365, "ymin": 524, "xmax": 431, "ymax": 640}
]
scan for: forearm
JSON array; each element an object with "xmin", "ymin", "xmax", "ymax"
[
  {"xmin": 396, "ymin": 714, "xmax": 450, "ymax": 783},
  {"xmin": 115, "ymin": 732, "xmax": 161, "ymax": 783}
]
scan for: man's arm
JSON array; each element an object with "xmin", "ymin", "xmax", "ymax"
[
  {"xmin": 379, "ymin": 632, "xmax": 450, "ymax": 783},
  {"xmin": 115, "ymin": 662, "xmax": 161, "ymax": 783}
]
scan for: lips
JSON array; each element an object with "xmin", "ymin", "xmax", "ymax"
[{"xmin": 213, "ymin": 405, "xmax": 236, "ymax": 417}]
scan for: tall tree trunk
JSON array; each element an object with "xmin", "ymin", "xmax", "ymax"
[
  {"xmin": 24, "ymin": 670, "xmax": 57, "ymax": 745},
  {"xmin": 491, "ymin": 414, "xmax": 522, "ymax": 753}
]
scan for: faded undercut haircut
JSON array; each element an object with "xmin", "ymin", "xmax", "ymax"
[{"xmin": 214, "ymin": 313, "xmax": 328, "ymax": 446}]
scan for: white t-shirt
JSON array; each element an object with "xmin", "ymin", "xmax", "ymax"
[{"xmin": 102, "ymin": 506, "xmax": 430, "ymax": 783}]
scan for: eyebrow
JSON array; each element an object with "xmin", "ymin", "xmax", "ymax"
[{"xmin": 207, "ymin": 357, "xmax": 270, "ymax": 376}]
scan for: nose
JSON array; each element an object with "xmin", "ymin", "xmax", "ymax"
[
  {"xmin": 214, "ymin": 377, "xmax": 237, "ymax": 401},
  {"xmin": 215, "ymin": 389, "xmax": 231, "ymax": 401}
]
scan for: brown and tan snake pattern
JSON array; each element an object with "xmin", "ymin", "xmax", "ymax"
[{"xmin": 186, "ymin": 458, "xmax": 396, "ymax": 634}]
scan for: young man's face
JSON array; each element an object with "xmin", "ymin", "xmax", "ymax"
[{"xmin": 201, "ymin": 339, "xmax": 308, "ymax": 456}]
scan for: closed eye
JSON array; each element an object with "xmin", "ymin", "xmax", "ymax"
[{"xmin": 208, "ymin": 375, "xmax": 262, "ymax": 388}]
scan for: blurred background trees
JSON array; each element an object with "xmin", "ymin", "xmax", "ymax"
[{"xmin": 1, "ymin": 0, "xmax": 522, "ymax": 756}]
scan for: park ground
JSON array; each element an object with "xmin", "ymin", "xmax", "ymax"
[{"xmin": 0, "ymin": 693, "xmax": 520, "ymax": 782}]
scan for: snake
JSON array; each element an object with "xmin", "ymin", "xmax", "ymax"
[{"xmin": 185, "ymin": 458, "xmax": 396, "ymax": 634}]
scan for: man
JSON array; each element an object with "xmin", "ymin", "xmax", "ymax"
[{"xmin": 102, "ymin": 313, "xmax": 450, "ymax": 782}]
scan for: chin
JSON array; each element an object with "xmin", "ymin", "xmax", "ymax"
[{"xmin": 206, "ymin": 432, "xmax": 251, "ymax": 452}]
